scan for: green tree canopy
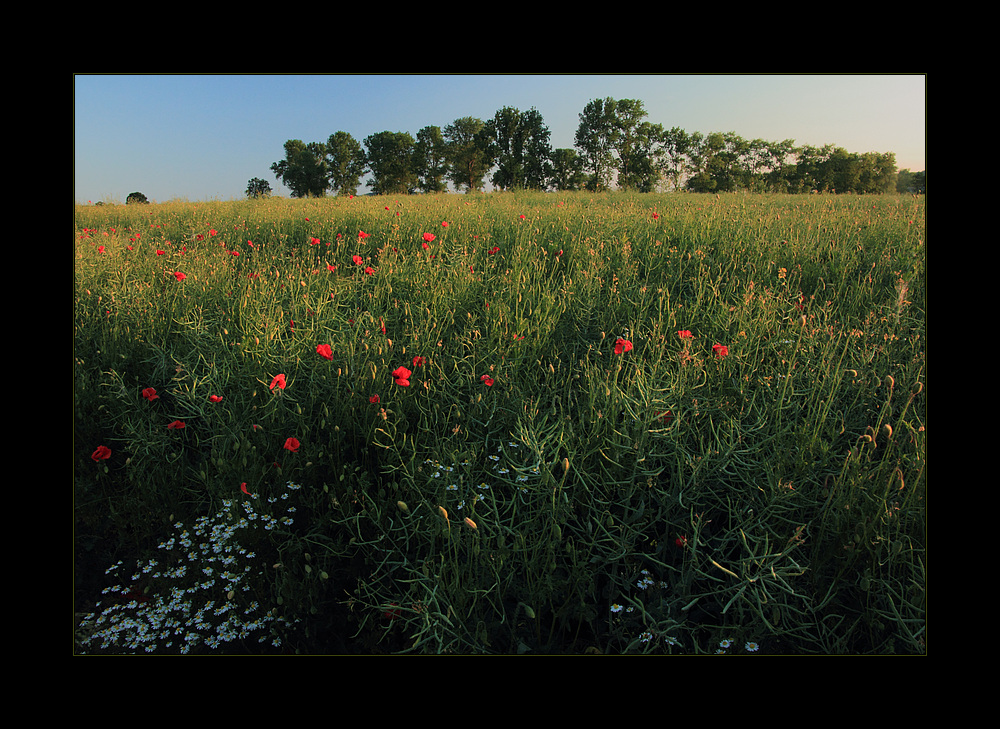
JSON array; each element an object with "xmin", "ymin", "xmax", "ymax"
[
  {"xmin": 549, "ymin": 148, "xmax": 587, "ymax": 191},
  {"xmin": 444, "ymin": 117, "xmax": 492, "ymax": 193},
  {"xmin": 325, "ymin": 131, "xmax": 367, "ymax": 197},
  {"xmin": 364, "ymin": 131, "xmax": 418, "ymax": 195},
  {"xmin": 479, "ymin": 106, "xmax": 553, "ymax": 191},
  {"xmin": 270, "ymin": 139, "xmax": 329, "ymax": 198},
  {"xmin": 245, "ymin": 178, "xmax": 272, "ymax": 198},
  {"xmin": 413, "ymin": 125, "xmax": 449, "ymax": 193}
]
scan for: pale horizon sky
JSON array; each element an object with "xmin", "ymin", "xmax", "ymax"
[{"xmin": 74, "ymin": 74, "xmax": 926, "ymax": 203}]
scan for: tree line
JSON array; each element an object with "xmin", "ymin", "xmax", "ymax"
[{"xmin": 250, "ymin": 97, "xmax": 924, "ymax": 199}]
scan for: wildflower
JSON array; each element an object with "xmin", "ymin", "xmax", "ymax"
[
  {"xmin": 283, "ymin": 437, "xmax": 300, "ymax": 452},
  {"xmin": 369, "ymin": 394, "xmax": 380, "ymax": 404},
  {"xmin": 309, "ymin": 237, "xmax": 320, "ymax": 246},
  {"xmin": 352, "ymin": 254, "xmax": 364, "ymax": 265},
  {"xmin": 91, "ymin": 445, "xmax": 111, "ymax": 461},
  {"xmin": 167, "ymin": 420, "xmax": 186, "ymax": 430},
  {"xmin": 365, "ymin": 266, "xmax": 375, "ymax": 275},
  {"xmin": 441, "ymin": 221, "xmax": 449, "ymax": 227},
  {"xmin": 240, "ymin": 482, "xmax": 251, "ymax": 495},
  {"xmin": 745, "ymin": 641, "xmax": 759, "ymax": 652},
  {"xmin": 480, "ymin": 374, "xmax": 494, "ymax": 387},
  {"xmin": 639, "ymin": 631, "xmax": 653, "ymax": 643},
  {"xmin": 422, "ymin": 233, "xmax": 435, "ymax": 243},
  {"xmin": 677, "ymin": 330, "xmax": 693, "ymax": 340},
  {"xmin": 174, "ymin": 272, "xmax": 187, "ymax": 282},
  {"xmin": 142, "ymin": 387, "xmax": 159, "ymax": 402},
  {"xmin": 208, "ymin": 395, "xmax": 223, "ymax": 403},
  {"xmin": 326, "ymin": 264, "xmax": 336, "ymax": 272},
  {"xmin": 488, "ymin": 246, "xmax": 500, "ymax": 255},
  {"xmin": 316, "ymin": 344, "xmax": 333, "ymax": 361},
  {"xmin": 675, "ymin": 535, "xmax": 688, "ymax": 548},
  {"xmin": 269, "ymin": 374, "xmax": 286, "ymax": 390},
  {"xmin": 719, "ymin": 639, "xmax": 732, "ymax": 648},
  {"xmin": 358, "ymin": 231, "xmax": 370, "ymax": 239},
  {"xmin": 610, "ymin": 603, "xmax": 623, "ymax": 613},
  {"xmin": 712, "ymin": 343, "xmax": 729, "ymax": 358},
  {"xmin": 412, "ymin": 355, "xmax": 426, "ymax": 368},
  {"xmin": 463, "ymin": 517, "xmax": 478, "ymax": 530},
  {"xmin": 392, "ymin": 366, "xmax": 412, "ymax": 387},
  {"xmin": 614, "ymin": 338, "xmax": 633, "ymax": 354}
]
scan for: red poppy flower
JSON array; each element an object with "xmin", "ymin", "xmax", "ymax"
[
  {"xmin": 369, "ymin": 394, "xmax": 380, "ymax": 404},
  {"xmin": 97, "ymin": 245, "xmax": 105, "ymax": 253},
  {"xmin": 309, "ymin": 237, "xmax": 321, "ymax": 246},
  {"xmin": 712, "ymin": 343, "xmax": 729, "ymax": 358},
  {"xmin": 173, "ymin": 272, "xmax": 186, "ymax": 282},
  {"xmin": 365, "ymin": 266, "xmax": 375, "ymax": 275},
  {"xmin": 412, "ymin": 355, "xmax": 426, "ymax": 368},
  {"xmin": 142, "ymin": 387, "xmax": 159, "ymax": 402},
  {"xmin": 167, "ymin": 420, "xmax": 186, "ymax": 430},
  {"xmin": 392, "ymin": 366, "xmax": 412, "ymax": 386},
  {"xmin": 422, "ymin": 233, "xmax": 435, "ymax": 243},
  {"xmin": 675, "ymin": 535, "xmax": 688, "ymax": 548},
  {"xmin": 480, "ymin": 374, "xmax": 494, "ymax": 387},
  {"xmin": 326, "ymin": 264, "xmax": 337, "ymax": 272},
  {"xmin": 240, "ymin": 482, "xmax": 251, "ymax": 495},
  {"xmin": 614, "ymin": 338, "xmax": 633, "ymax": 354},
  {"xmin": 352, "ymin": 255, "xmax": 364, "ymax": 265},
  {"xmin": 156, "ymin": 250, "xmax": 165, "ymax": 256},
  {"xmin": 441, "ymin": 221, "xmax": 449, "ymax": 228},
  {"xmin": 677, "ymin": 330, "xmax": 693, "ymax": 340},
  {"xmin": 91, "ymin": 445, "xmax": 111, "ymax": 461},
  {"xmin": 487, "ymin": 246, "xmax": 499, "ymax": 255},
  {"xmin": 358, "ymin": 231, "xmax": 370, "ymax": 239},
  {"xmin": 208, "ymin": 395, "xmax": 223, "ymax": 403},
  {"xmin": 284, "ymin": 437, "xmax": 300, "ymax": 452},
  {"xmin": 270, "ymin": 373, "xmax": 286, "ymax": 390},
  {"xmin": 316, "ymin": 344, "xmax": 333, "ymax": 361}
]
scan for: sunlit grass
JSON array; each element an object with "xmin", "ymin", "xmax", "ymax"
[{"xmin": 75, "ymin": 191, "xmax": 925, "ymax": 654}]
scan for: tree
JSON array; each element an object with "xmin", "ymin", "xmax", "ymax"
[
  {"xmin": 658, "ymin": 127, "xmax": 696, "ymax": 191},
  {"xmin": 574, "ymin": 98, "xmax": 618, "ymax": 191},
  {"xmin": 364, "ymin": 131, "xmax": 418, "ymax": 195},
  {"xmin": 444, "ymin": 117, "xmax": 493, "ymax": 193},
  {"xmin": 549, "ymin": 148, "xmax": 587, "ymax": 191},
  {"xmin": 246, "ymin": 177, "xmax": 272, "ymax": 198},
  {"xmin": 479, "ymin": 106, "xmax": 553, "ymax": 191},
  {"xmin": 413, "ymin": 125, "xmax": 449, "ymax": 193},
  {"xmin": 270, "ymin": 139, "xmax": 329, "ymax": 198},
  {"xmin": 609, "ymin": 99, "xmax": 662, "ymax": 191},
  {"xmin": 325, "ymin": 131, "xmax": 367, "ymax": 197},
  {"xmin": 897, "ymin": 168, "xmax": 926, "ymax": 194},
  {"xmin": 126, "ymin": 191, "xmax": 149, "ymax": 204}
]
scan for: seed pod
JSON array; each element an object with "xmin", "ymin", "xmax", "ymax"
[{"xmin": 397, "ymin": 500, "xmax": 409, "ymax": 513}]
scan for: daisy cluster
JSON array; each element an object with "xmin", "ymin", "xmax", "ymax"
[{"xmin": 77, "ymin": 481, "xmax": 303, "ymax": 654}]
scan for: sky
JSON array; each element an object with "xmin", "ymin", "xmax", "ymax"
[{"xmin": 74, "ymin": 74, "xmax": 926, "ymax": 203}]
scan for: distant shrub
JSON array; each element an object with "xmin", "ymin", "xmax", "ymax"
[{"xmin": 126, "ymin": 191, "xmax": 149, "ymax": 205}]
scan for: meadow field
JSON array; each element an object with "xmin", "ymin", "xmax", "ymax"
[{"xmin": 74, "ymin": 191, "xmax": 926, "ymax": 654}]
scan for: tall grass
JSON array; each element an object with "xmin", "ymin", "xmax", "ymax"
[{"xmin": 75, "ymin": 191, "xmax": 925, "ymax": 654}]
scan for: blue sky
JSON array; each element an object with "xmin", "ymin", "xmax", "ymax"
[{"xmin": 74, "ymin": 74, "xmax": 926, "ymax": 203}]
